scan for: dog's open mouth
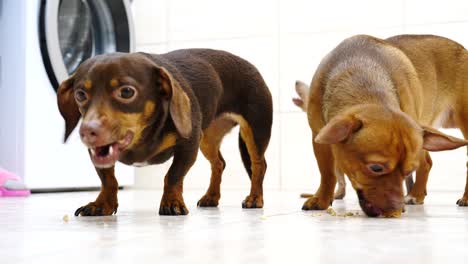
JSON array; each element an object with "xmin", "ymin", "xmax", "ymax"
[{"xmin": 89, "ymin": 132, "xmax": 133, "ymax": 168}]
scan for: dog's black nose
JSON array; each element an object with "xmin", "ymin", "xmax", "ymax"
[
  {"xmin": 80, "ymin": 120, "xmax": 103, "ymax": 145},
  {"xmin": 356, "ymin": 190, "xmax": 382, "ymax": 217}
]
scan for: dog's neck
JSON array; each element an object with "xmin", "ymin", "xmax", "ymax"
[{"xmin": 322, "ymin": 56, "xmax": 400, "ymax": 122}]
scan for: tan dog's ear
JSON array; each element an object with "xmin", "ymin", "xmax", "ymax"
[
  {"xmin": 57, "ymin": 75, "xmax": 80, "ymax": 142},
  {"xmin": 315, "ymin": 115, "xmax": 362, "ymax": 144},
  {"xmin": 422, "ymin": 126, "xmax": 468, "ymax": 151},
  {"xmin": 158, "ymin": 67, "xmax": 192, "ymax": 138}
]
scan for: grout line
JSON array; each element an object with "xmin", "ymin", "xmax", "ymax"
[
  {"xmin": 165, "ymin": 34, "xmax": 278, "ymax": 46},
  {"xmin": 275, "ymin": 20, "xmax": 468, "ymax": 38},
  {"xmin": 402, "ymin": 0, "xmax": 407, "ymax": 33},
  {"xmin": 277, "ymin": 0, "xmax": 283, "ymax": 191},
  {"xmin": 136, "ymin": 42, "xmax": 169, "ymax": 48},
  {"xmin": 165, "ymin": 0, "xmax": 171, "ymax": 51},
  {"xmin": 405, "ymin": 20, "xmax": 468, "ymax": 27}
]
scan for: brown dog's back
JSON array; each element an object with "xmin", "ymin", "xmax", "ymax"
[{"xmin": 150, "ymin": 49, "xmax": 273, "ymax": 130}]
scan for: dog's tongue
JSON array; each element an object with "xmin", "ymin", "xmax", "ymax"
[{"xmin": 90, "ymin": 143, "xmax": 120, "ymax": 168}]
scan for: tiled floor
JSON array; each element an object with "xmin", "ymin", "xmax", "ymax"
[{"xmin": 1, "ymin": 189, "xmax": 468, "ymax": 264}]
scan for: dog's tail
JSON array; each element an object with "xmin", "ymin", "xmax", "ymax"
[
  {"xmin": 292, "ymin": 80, "xmax": 310, "ymax": 112},
  {"xmin": 300, "ymin": 193, "xmax": 314, "ymax": 198},
  {"xmin": 238, "ymin": 133, "xmax": 252, "ymax": 179}
]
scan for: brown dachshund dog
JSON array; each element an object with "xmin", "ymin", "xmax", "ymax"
[
  {"xmin": 57, "ymin": 49, "xmax": 273, "ymax": 216},
  {"xmin": 293, "ymin": 34, "xmax": 468, "ymax": 217}
]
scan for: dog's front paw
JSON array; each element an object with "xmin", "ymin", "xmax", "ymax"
[
  {"xmin": 404, "ymin": 194, "xmax": 425, "ymax": 205},
  {"xmin": 197, "ymin": 194, "xmax": 220, "ymax": 207},
  {"xmin": 159, "ymin": 196, "xmax": 189, "ymax": 215},
  {"xmin": 242, "ymin": 195, "xmax": 264, "ymax": 208},
  {"xmin": 75, "ymin": 201, "xmax": 118, "ymax": 216},
  {"xmin": 456, "ymin": 196, "xmax": 468, "ymax": 206},
  {"xmin": 302, "ymin": 196, "xmax": 332, "ymax": 210}
]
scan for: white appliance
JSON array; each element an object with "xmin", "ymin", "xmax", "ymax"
[{"xmin": 0, "ymin": 0, "xmax": 135, "ymax": 190}]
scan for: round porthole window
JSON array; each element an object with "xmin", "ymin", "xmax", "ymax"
[{"xmin": 39, "ymin": 0, "xmax": 134, "ymax": 90}]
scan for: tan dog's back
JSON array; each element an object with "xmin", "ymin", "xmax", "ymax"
[
  {"xmin": 305, "ymin": 35, "xmax": 419, "ymax": 125},
  {"xmin": 386, "ymin": 35, "xmax": 468, "ymax": 128}
]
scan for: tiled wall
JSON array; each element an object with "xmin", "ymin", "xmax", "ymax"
[{"xmin": 132, "ymin": 0, "xmax": 468, "ymax": 192}]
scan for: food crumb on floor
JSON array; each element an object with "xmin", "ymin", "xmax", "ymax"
[
  {"xmin": 326, "ymin": 207, "xmax": 337, "ymax": 216},
  {"xmin": 62, "ymin": 214, "xmax": 69, "ymax": 222},
  {"xmin": 313, "ymin": 209, "xmax": 359, "ymax": 217},
  {"xmin": 343, "ymin": 212, "xmax": 354, "ymax": 217}
]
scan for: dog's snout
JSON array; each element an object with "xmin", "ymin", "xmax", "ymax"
[{"xmin": 80, "ymin": 120, "xmax": 103, "ymax": 145}]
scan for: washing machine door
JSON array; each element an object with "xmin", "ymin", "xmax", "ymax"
[{"xmin": 39, "ymin": 0, "xmax": 135, "ymax": 89}]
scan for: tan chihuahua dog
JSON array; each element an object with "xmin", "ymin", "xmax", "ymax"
[{"xmin": 293, "ymin": 34, "xmax": 468, "ymax": 217}]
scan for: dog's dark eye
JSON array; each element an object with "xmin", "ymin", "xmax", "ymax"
[
  {"xmin": 74, "ymin": 89, "xmax": 88, "ymax": 103},
  {"xmin": 370, "ymin": 165, "xmax": 383, "ymax": 173},
  {"xmin": 367, "ymin": 163, "xmax": 387, "ymax": 175},
  {"xmin": 120, "ymin": 87, "xmax": 135, "ymax": 99},
  {"xmin": 114, "ymin": 86, "xmax": 137, "ymax": 102}
]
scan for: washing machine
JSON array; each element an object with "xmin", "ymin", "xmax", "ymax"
[{"xmin": 0, "ymin": 0, "xmax": 135, "ymax": 190}]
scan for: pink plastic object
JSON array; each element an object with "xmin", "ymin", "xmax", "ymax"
[{"xmin": 0, "ymin": 168, "xmax": 30, "ymax": 197}]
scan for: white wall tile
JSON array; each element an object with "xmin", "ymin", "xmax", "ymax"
[
  {"xmin": 134, "ymin": 163, "xmax": 169, "ymax": 189},
  {"xmin": 133, "ymin": 0, "xmax": 168, "ymax": 45},
  {"xmin": 404, "ymin": 0, "xmax": 468, "ymax": 25},
  {"xmin": 279, "ymin": 112, "xmax": 319, "ymax": 191},
  {"xmin": 167, "ymin": 0, "xmax": 279, "ymax": 41},
  {"xmin": 426, "ymin": 129, "xmax": 467, "ymax": 192},
  {"xmin": 279, "ymin": 0, "xmax": 404, "ymax": 34},
  {"xmin": 135, "ymin": 43, "xmax": 168, "ymax": 54},
  {"xmin": 405, "ymin": 22, "xmax": 468, "ymax": 47}
]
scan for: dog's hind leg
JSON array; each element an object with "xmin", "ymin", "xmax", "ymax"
[
  {"xmin": 197, "ymin": 117, "xmax": 237, "ymax": 207},
  {"xmin": 404, "ymin": 151, "xmax": 432, "ymax": 205},
  {"xmin": 405, "ymin": 175, "xmax": 415, "ymax": 195},
  {"xmin": 456, "ymin": 123, "xmax": 468, "ymax": 206},
  {"xmin": 334, "ymin": 167, "xmax": 346, "ymax": 200},
  {"xmin": 457, "ymin": 146, "xmax": 468, "ymax": 206},
  {"xmin": 232, "ymin": 112, "xmax": 272, "ymax": 209}
]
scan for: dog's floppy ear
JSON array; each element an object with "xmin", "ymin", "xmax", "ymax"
[
  {"xmin": 315, "ymin": 115, "xmax": 362, "ymax": 144},
  {"xmin": 422, "ymin": 126, "xmax": 468, "ymax": 151},
  {"xmin": 157, "ymin": 67, "xmax": 192, "ymax": 138},
  {"xmin": 57, "ymin": 74, "xmax": 80, "ymax": 142}
]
